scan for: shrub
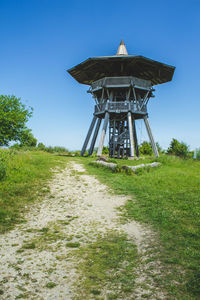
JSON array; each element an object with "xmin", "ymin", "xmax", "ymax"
[
  {"xmin": 194, "ymin": 148, "xmax": 200, "ymax": 160},
  {"xmin": 37, "ymin": 142, "xmax": 46, "ymax": 151},
  {"xmin": 74, "ymin": 151, "xmax": 81, "ymax": 156},
  {"xmin": 102, "ymin": 146, "xmax": 109, "ymax": 155},
  {"xmin": 139, "ymin": 141, "xmax": 153, "ymax": 155},
  {"xmin": 20, "ymin": 131, "xmax": 37, "ymax": 147},
  {"xmin": 167, "ymin": 138, "xmax": 190, "ymax": 158},
  {"xmin": 53, "ymin": 146, "xmax": 68, "ymax": 153}
]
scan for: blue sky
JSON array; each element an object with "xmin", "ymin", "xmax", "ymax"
[{"xmin": 0, "ymin": 0, "xmax": 200, "ymax": 150}]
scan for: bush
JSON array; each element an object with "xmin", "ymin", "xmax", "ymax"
[
  {"xmin": 102, "ymin": 146, "xmax": 109, "ymax": 155},
  {"xmin": 0, "ymin": 95, "xmax": 33, "ymax": 146},
  {"xmin": 37, "ymin": 142, "xmax": 46, "ymax": 151},
  {"xmin": 53, "ymin": 146, "xmax": 68, "ymax": 153},
  {"xmin": 139, "ymin": 141, "xmax": 153, "ymax": 155},
  {"xmin": 20, "ymin": 131, "xmax": 37, "ymax": 147},
  {"xmin": 167, "ymin": 139, "xmax": 190, "ymax": 158},
  {"xmin": 194, "ymin": 148, "xmax": 200, "ymax": 160}
]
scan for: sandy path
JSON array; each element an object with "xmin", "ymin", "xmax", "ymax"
[{"xmin": 0, "ymin": 161, "xmax": 165, "ymax": 299}]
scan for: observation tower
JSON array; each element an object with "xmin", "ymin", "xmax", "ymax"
[{"xmin": 68, "ymin": 41, "xmax": 175, "ymax": 158}]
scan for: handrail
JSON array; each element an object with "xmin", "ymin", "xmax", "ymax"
[{"xmin": 94, "ymin": 101, "xmax": 147, "ymax": 114}]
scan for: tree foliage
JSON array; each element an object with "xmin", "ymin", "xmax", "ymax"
[
  {"xmin": 167, "ymin": 138, "xmax": 189, "ymax": 158},
  {"xmin": 20, "ymin": 131, "xmax": 37, "ymax": 147},
  {"xmin": 0, "ymin": 95, "xmax": 33, "ymax": 146},
  {"xmin": 139, "ymin": 141, "xmax": 153, "ymax": 155},
  {"xmin": 102, "ymin": 146, "xmax": 109, "ymax": 155}
]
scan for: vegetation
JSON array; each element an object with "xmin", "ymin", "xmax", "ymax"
[
  {"xmin": 20, "ymin": 131, "xmax": 37, "ymax": 147},
  {"xmin": 194, "ymin": 148, "xmax": 200, "ymax": 160},
  {"xmin": 0, "ymin": 150, "xmax": 67, "ymax": 233},
  {"xmin": 139, "ymin": 141, "xmax": 153, "ymax": 155},
  {"xmin": 0, "ymin": 95, "xmax": 33, "ymax": 146},
  {"xmin": 73, "ymin": 232, "xmax": 138, "ymax": 299},
  {"xmin": 11, "ymin": 143, "xmax": 69, "ymax": 154},
  {"xmin": 167, "ymin": 138, "xmax": 190, "ymax": 158},
  {"xmin": 139, "ymin": 141, "xmax": 163, "ymax": 155},
  {"xmin": 79, "ymin": 155, "xmax": 200, "ymax": 298}
]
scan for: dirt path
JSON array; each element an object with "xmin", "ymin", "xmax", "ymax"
[{"xmin": 0, "ymin": 161, "xmax": 165, "ymax": 299}]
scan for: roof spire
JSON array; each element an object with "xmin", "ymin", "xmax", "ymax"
[{"xmin": 116, "ymin": 40, "xmax": 128, "ymax": 55}]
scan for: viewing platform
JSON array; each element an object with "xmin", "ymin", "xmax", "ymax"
[{"xmin": 94, "ymin": 101, "xmax": 147, "ymax": 118}]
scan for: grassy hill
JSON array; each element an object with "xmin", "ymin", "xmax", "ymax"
[
  {"xmin": 78, "ymin": 155, "xmax": 200, "ymax": 298},
  {"xmin": 0, "ymin": 150, "xmax": 199, "ymax": 298},
  {"xmin": 0, "ymin": 150, "xmax": 67, "ymax": 233}
]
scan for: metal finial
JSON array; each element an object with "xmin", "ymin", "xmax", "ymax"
[{"xmin": 116, "ymin": 40, "xmax": 128, "ymax": 55}]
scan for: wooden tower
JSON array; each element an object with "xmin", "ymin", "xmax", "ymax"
[{"xmin": 68, "ymin": 41, "xmax": 175, "ymax": 158}]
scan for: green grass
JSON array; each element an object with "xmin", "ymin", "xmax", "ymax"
[
  {"xmin": 73, "ymin": 231, "xmax": 138, "ymax": 299},
  {"xmin": 77, "ymin": 155, "xmax": 200, "ymax": 299},
  {"xmin": 0, "ymin": 150, "xmax": 68, "ymax": 233},
  {"xmin": 46, "ymin": 282, "xmax": 57, "ymax": 289}
]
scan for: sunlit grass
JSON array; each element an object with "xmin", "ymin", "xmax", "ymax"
[
  {"xmin": 0, "ymin": 150, "xmax": 68, "ymax": 233},
  {"xmin": 78, "ymin": 155, "xmax": 200, "ymax": 298}
]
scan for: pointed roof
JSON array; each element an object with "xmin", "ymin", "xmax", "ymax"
[
  {"xmin": 116, "ymin": 40, "xmax": 128, "ymax": 55},
  {"xmin": 67, "ymin": 41, "xmax": 175, "ymax": 86}
]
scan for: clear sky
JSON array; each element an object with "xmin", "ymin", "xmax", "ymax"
[{"xmin": 0, "ymin": 0, "xmax": 200, "ymax": 150}]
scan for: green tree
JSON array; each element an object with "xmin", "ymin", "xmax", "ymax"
[
  {"xmin": 0, "ymin": 95, "xmax": 33, "ymax": 146},
  {"xmin": 20, "ymin": 130, "xmax": 37, "ymax": 147},
  {"xmin": 156, "ymin": 142, "xmax": 164, "ymax": 154},
  {"xmin": 167, "ymin": 138, "xmax": 189, "ymax": 158},
  {"xmin": 139, "ymin": 141, "xmax": 153, "ymax": 155},
  {"xmin": 37, "ymin": 142, "xmax": 46, "ymax": 151},
  {"xmin": 102, "ymin": 146, "xmax": 109, "ymax": 155}
]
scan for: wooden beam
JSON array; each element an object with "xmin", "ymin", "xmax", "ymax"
[
  {"xmin": 143, "ymin": 115, "xmax": 159, "ymax": 157},
  {"xmin": 127, "ymin": 112, "xmax": 135, "ymax": 157},
  {"xmin": 81, "ymin": 116, "xmax": 97, "ymax": 156},
  {"xmin": 132, "ymin": 117, "xmax": 139, "ymax": 157},
  {"xmin": 88, "ymin": 118, "xmax": 102, "ymax": 155},
  {"xmin": 97, "ymin": 112, "xmax": 109, "ymax": 156}
]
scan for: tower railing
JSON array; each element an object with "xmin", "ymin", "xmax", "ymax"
[{"xmin": 94, "ymin": 101, "xmax": 147, "ymax": 115}]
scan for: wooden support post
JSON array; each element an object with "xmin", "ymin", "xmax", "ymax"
[
  {"xmin": 127, "ymin": 112, "xmax": 135, "ymax": 157},
  {"xmin": 143, "ymin": 115, "xmax": 159, "ymax": 157},
  {"xmin": 81, "ymin": 116, "xmax": 97, "ymax": 156},
  {"xmin": 88, "ymin": 118, "xmax": 102, "ymax": 155},
  {"xmin": 97, "ymin": 111, "xmax": 109, "ymax": 156},
  {"xmin": 132, "ymin": 117, "xmax": 139, "ymax": 157}
]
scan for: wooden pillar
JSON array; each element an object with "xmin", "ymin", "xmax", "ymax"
[
  {"xmin": 132, "ymin": 117, "xmax": 139, "ymax": 157},
  {"xmin": 97, "ymin": 111, "xmax": 109, "ymax": 156},
  {"xmin": 127, "ymin": 112, "xmax": 135, "ymax": 157},
  {"xmin": 143, "ymin": 115, "xmax": 159, "ymax": 157},
  {"xmin": 88, "ymin": 118, "xmax": 102, "ymax": 155},
  {"xmin": 81, "ymin": 116, "xmax": 97, "ymax": 156}
]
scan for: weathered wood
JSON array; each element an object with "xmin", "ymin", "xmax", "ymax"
[
  {"xmin": 93, "ymin": 160, "xmax": 117, "ymax": 169},
  {"xmin": 132, "ymin": 117, "xmax": 139, "ymax": 157},
  {"xmin": 127, "ymin": 112, "xmax": 134, "ymax": 157},
  {"xmin": 143, "ymin": 116, "xmax": 159, "ymax": 157},
  {"xmin": 128, "ymin": 162, "xmax": 161, "ymax": 172},
  {"xmin": 68, "ymin": 42, "xmax": 175, "ymax": 159},
  {"xmin": 81, "ymin": 116, "xmax": 97, "ymax": 156},
  {"xmin": 92, "ymin": 161, "xmax": 161, "ymax": 172},
  {"xmin": 88, "ymin": 118, "xmax": 102, "ymax": 155},
  {"xmin": 97, "ymin": 111, "xmax": 109, "ymax": 156}
]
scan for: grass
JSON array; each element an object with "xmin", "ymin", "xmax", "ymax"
[
  {"xmin": 21, "ymin": 221, "xmax": 74, "ymax": 251},
  {"xmin": 1, "ymin": 150, "xmax": 199, "ymax": 297},
  {"xmin": 0, "ymin": 149, "xmax": 68, "ymax": 233},
  {"xmin": 77, "ymin": 155, "xmax": 200, "ymax": 299},
  {"xmin": 46, "ymin": 282, "xmax": 57, "ymax": 289},
  {"xmin": 73, "ymin": 231, "xmax": 138, "ymax": 299}
]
